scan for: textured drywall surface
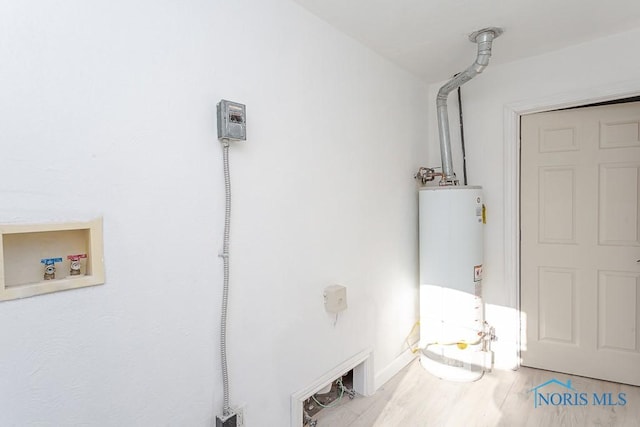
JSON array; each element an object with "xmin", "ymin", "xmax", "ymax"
[{"xmin": 0, "ymin": 0, "xmax": 427, "ymax": 425}]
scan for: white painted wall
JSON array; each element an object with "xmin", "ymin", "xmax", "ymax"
[
  {"xmin": 426, "ymin": 27, "xmax": 640, "ymax": 369},
  {"xmin": 0, "ymin": 0, "xmax": 427, "ymax": 425}
]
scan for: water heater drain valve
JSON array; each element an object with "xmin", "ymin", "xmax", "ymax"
[{"xmin": 480, "ymin": 321, "xmax": 497, "ymax": 349}]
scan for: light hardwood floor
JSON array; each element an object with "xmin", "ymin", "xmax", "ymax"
[{"xmin": 310, "ymin": 359, "xmax": 640, "ymax": 427}]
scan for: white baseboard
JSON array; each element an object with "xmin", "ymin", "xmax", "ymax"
[{"xmin": 374, "ymin": 347, "xmax": 419, "ymax": 391}]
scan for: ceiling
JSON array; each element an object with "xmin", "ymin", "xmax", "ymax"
[{"xmin": 293, "ymin": 0, "xmax": 640, "ymax": 83}]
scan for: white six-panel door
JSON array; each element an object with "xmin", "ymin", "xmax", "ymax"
[{"xmin": 521, "ymin": 102, "xmax": 640, "ymax": 386}]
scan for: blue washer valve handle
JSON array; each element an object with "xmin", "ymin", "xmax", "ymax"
[{"xmin": 40, "ymin": 257, "xmax": 63, "ymax": 280}]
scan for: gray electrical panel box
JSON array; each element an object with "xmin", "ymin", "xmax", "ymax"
[{"xmin": 217, "ymin": 100, "xmax": 246, "ymax": 141}]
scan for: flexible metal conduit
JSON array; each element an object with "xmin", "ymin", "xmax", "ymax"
[
  {"xmin": 436, "ymin": 27, "xmax": 502, "ymax": 184},
  {"xmin": 220, "ymin": 139, "xmax": 232, "ymax": 416}
]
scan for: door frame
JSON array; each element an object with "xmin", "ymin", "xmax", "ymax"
[{"xmin": 503, "ymin": 80, "xmax": 640, "ymax": 367}]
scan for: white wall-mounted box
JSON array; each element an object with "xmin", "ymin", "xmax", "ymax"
[
  {"xmin": 324, "ymin": 284, "xmax": 347, "ymax": 313},
  {"xmin": 0, "ymin": 218, "xmax": 105, "ymax": 302}
]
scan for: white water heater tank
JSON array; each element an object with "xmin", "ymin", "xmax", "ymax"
[{"xmin": 418, "ymin": 186, "xmax": 486, "ymax": 381}]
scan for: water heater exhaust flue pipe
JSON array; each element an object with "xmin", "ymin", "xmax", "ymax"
[{"xmin": 436, "ymin": 27, "xmax": 503, "ymax": 185}]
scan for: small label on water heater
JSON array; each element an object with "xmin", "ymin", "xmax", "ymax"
[
  {"xmin": 475, "ymin": 197, "xmax": 483, "ymax": 222},
  {"xmin": 474, "ymin": 264, "xmax": 483, "ymax": 282}
]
